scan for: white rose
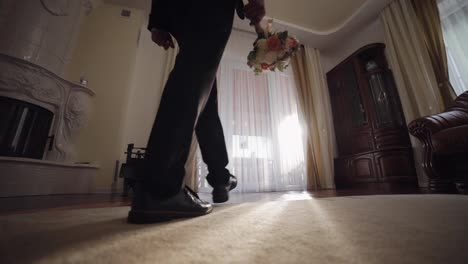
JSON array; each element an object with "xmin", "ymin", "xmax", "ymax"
[
  {"xmin": 263, "ymin": 51, "xmax": 278, "ymax": 65},
  {"xmin": 256, "ymin": 48, "xmax": 266, "ymax": 63},
  {"xmin": 277, "ymin": 50, "xmax": 286, "ymax": 59},
  {"xmin": 256, "ymin": 39, "xmax": 268, "ymax": 50}
]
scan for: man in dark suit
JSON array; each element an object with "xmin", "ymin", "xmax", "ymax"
[{"xmin": 128, "ymin": 0, "xmax": 266, "ymax": 224}]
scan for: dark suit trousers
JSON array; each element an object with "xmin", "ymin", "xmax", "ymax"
[{"xmin": 143, "ymin": 27, "xmax": 233, "ymax": 199}]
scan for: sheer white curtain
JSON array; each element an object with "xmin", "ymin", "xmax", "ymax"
[
  {"xmin": 438, "ymin": 0, "xmax": 468, "ymax": 95},
  {"xmin": 197, "ymin": 30, "xmax": 307, "ymax": 193}
]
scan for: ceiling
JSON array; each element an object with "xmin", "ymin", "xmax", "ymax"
[
  {"xmin": 103, "ymin": 0, "xmax": 393, "ymax": 48},
  {"xmin": 266, "ymin": 0, "xmax": 367, "ymax": 33},
  {"xmin": 104, "ymin": 0, "xmax": 368, "ymax": 34}
]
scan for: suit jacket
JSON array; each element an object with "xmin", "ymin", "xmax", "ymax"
[{"xmin": 148, "ymin": 0, "xmax": 244, "ymax": 33}]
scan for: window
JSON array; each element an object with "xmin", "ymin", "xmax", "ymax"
[
  {"xmin": 438, "ymin": 0, "xmax": 468, "ymax": 95},
  {"xmin": 197, "ymin": 31, "xmax": 307, "ymax": 193}
]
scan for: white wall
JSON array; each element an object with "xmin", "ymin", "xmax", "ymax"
[
  {"xmin": 320, "ymin": 18, "xmax": 386, "ymax": 73},
  {"xmin": 223, "ymin": 29, "xmax": 258, "ymax": 62},
  {"xmin": 121, "ymin": 25, "xmax": 168, "ymax": 149},
  {"xmin": 67, "ymin": 3, "xmax": 170, "ymax": 193},
  {"xmin": 66, "ymin": 4, "xmax": 147, "ymax": 192}
]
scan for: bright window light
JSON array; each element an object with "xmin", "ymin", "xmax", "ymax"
[
  {"xmin": 278, "ymin": 114, "xmax": 305, "ymax": 174},
  {"xmin": 232, "ymin": 135, "xmax": 270, "ymax": 159}
]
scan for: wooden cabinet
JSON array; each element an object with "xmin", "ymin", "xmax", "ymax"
[
  {"xmin": 374, "ymin": 149, "xmax": 416, "ymax": 182},
  {"xmin": 335, "ymin": 154, "xmax": 378, "ymax": 185},
  {"xmin": 327, "ymin": 44, "xmax": 417, "ymax": 188}
]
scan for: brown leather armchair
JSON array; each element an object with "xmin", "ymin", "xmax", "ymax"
[{"xmin": 408, "ymin": 91, "xmax": 468, "ymax": 194}]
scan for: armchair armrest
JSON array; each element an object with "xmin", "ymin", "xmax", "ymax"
[
  {"xmin": 408, "ymin": 110, "xmax": 468, "ymax": 140},
  {"xmin": 409, "ymin": 91, "xmax": 468, "ymax": 140},
  {"xmin": 407, "ymin": 92, "xmax": 468, "ymax": 189}
]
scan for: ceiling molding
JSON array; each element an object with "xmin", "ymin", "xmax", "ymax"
[
  {"xmin": 233, "ymin": 0, "xmax": 393, "ymax": 49},
  {"xmin": 268, "ymin": 0, "xmax": 370, "ymax": 36},
  {"xmin": 264, "ymin": 0, "xmax": 367, "ymax": 35},
  {"xmin": 102, "ymin": 0, "xmax": 393, "ymax": 49}
]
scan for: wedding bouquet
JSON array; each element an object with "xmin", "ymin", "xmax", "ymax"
[{"xmin": 247, "ymin": 20, "xmax": 300, "ymax": 74}]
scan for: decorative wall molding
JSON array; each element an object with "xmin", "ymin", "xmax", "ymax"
[
  {"xmin": 83, "ymin": 0, "xmax": 102, "ymax": 15},
  {"xmin": 0, "ymin": 1, "xmax": 99, "ymax": 197},
  {"xmin": 0, "ymin": 54, "xmax": 63, "ymax": 107},
  {"xmin": 40, "ymin": 0, "xmax": 71, "ymax": 16},
  {"xmin": 0, "ymin": 0, "xmax": 95, "ymax": 76},
  {"xmin": 0, "ymin": 53, "xmax": 95, "ymax": 162}
]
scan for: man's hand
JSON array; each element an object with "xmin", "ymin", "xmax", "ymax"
[
  {"xmin": 151, "ymin": 29, "xmax": 175, "ymax": 50},
  {"xmin": 244, "ymin": 0, "xmax": 266, "ymax": 26}
]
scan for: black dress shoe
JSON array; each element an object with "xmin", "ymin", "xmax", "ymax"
[
  {"xmin": 212, "ymin": 175, "xmax": 237, "ymax": 203},
  {"xmin": 128, "ymin": 186, "xmax": 213, "ymax": 224}
]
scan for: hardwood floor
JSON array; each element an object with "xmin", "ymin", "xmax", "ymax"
[{"xmin": 0, "ymin": 184, "xmax": 427, "ymax": 216}]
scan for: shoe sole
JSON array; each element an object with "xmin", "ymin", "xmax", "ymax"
[
  {"xmin": 127, "ymin": 208, "xmax": 213, "ymax": 224},
  {"xmin": 212, "ymin": 189, "xmax": 229, "ymax": 203},
  {"xmin": 212, "ymin": 180, "xmax": 238, "ymax": 204}
]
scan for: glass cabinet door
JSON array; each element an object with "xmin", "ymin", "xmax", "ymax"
[
  {"xmin": 366, "ymin": 61, "xmax": 403, "ymax": 129},
  {"xmin": 342, "ymin": 62, "xmax": 368, "ymax": 128}
]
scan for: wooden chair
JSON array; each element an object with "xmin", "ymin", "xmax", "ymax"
[{"xmin": 120, "ymin": 144, "xmax": 146, "ymax": 197}]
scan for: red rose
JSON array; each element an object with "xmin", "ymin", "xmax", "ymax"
[
  {"xmin": 267, "ymin": 35, "xmax": 283, "ymax": 52},
  {"xmin": 261, "ymin": 63, "xmax": 270, "ymax": 70},
  {"xmin": 285, "ymin": 37, "xmax": 299, "ymax": 50}
]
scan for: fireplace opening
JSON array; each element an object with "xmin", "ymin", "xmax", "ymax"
[{"xmin": 0, "ymin": 96, "xmax": 54, "ymax": 159}]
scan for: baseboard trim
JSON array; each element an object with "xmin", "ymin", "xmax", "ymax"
[{"xmin": 0, "ymin": 158, "xmax": 99, "ymax": 197}]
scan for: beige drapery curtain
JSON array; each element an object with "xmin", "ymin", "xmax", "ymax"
[
  {"xmin": 411, "ymin": 0, "xmax": 457, "ymax": 107},
  {"xmin": 291, "ymin": 46, "xmax": 336, "ymax": 190},
  {"xmin": 380, "ymin": 0, "xmax": 445, "ymax": 186},
  {"xmin": 381, "ymin": 0, "xmax": 445, "ymax": 122}
]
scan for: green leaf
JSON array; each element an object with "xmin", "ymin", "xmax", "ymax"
[
  {"xmin": 278, "ymin": 64, "xmax": 285, "ymax": 72},
  {"xmin": 248, "ymin": 51, "xmax": 256, "ymax": 61},
  {"xmin": 277, "ymin": 31, "xmax": 289, "ymax": 42}
]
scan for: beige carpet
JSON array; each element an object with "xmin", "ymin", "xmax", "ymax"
[{"xmin": 1, "ymin": 195, "xmax": 468, "ymax": 264}]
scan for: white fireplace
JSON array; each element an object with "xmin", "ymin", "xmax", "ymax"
[{"xmin": 0, "ymin": 0, "xmax": 101, "ymax": 197}]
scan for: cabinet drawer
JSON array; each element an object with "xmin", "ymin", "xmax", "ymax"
[
  {"xmin": 350, "ymin": 154, "xmax": 378, "ymax": 183},
  {"xmin": 334, "ymin": 154, "xmax": 378, "ymax": 187},
  {"xmin": 351, "ymin": 132, "xmax": 374, "ymax": 153},
  {"xmin": 374, "ymin": 150, "xmax": 417, "ymax": 182},
  {"xmin": 373, "ymin": 129, "xmax": 411, "ymax": 150}
]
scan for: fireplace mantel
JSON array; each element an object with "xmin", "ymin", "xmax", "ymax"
[{"xmin": 0, "ymin": 53, "xmax": 95, "ymax": 162}]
